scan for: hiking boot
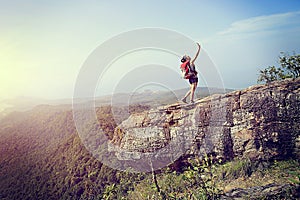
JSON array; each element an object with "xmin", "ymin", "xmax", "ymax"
[
  {"xmin": 181, "ymin": 98, "xmax": 187, "ymax": 104},
  {"xmin": 190, "ymin": 100, "xmax": 195, "ymax": 104}
]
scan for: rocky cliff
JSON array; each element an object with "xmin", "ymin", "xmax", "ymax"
[{"xmin": 110, "ymin": 78, "xmax": 300, "ymax": 168}]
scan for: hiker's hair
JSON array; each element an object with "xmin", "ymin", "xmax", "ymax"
[{"xmin": 181, "ymin": 55, "xmax": 187, "ymax": 63}]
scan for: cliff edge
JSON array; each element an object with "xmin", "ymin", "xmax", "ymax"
[{"xmin": 110, "ymin": 78, "xmax": 300, "ymax": 164}]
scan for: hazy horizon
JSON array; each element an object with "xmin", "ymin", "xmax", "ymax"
[{"xmin": 0, "ymin": 85, "xmax": 236, "ymax": 113}]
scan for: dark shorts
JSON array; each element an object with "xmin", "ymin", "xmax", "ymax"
[{"xmin": 189, "ymin": 77, "xmax": 198, "ymax": 84}]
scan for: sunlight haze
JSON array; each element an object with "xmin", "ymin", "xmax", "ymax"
[{"xmin": 1, "ymin": 0, "xmax": 300, "ymax": 101}]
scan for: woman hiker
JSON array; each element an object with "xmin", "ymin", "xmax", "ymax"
[{"xmin": 180, "ymin": 42, "xmax": 201, "ymax": 104}]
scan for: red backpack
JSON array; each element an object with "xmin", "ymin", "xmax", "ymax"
[{"xmin": 180, "ymin": 61, "xmax": 197, "ymax": 79}]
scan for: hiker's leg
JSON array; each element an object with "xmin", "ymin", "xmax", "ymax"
[
  {"xmin": 183, "ymin": 89, "xmax": 191, "ymax": 100},
  {"xmin": 190, "ymin": 82, "xmax": 197, "ymax": 101},
  {"xmin": 188, "ymin": 83, "xmax": 194, "ymax": 99}
]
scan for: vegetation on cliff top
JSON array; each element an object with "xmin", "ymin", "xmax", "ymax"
[{"xmin": 258, "ymin": 52, "xmax": 300, "ymax": 83}]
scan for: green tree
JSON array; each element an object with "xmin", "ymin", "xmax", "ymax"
[
  {"xmin": 258, "ymin": 52, "xmax": 300, "ymax": 83},
  {"xmin": 279, "ymin": 52, "xmax": 300, "ymax": 78},
  {"xmin": 257, "ymin": 66, "xmax": 285, "ymax": 83}
]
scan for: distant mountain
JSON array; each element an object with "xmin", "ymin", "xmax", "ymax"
[
  {"xmin": 0, "ymin": 96, "xmax": 71, "ymax": 117},
  {"xmin": 0, "ymin": 87, "xmax": 234, "ymax": 118},
  {"xmin": 94, "ymin": 87, "xmax": 234, "ymax": 107}
]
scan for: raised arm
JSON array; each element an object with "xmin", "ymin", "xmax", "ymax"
[{"xmin": 191, "ymin": 43, "xmax": 201, "ymax": 65}]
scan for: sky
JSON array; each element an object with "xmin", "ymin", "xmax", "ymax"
[{"xmin": 1, "ymin": 0, "xmax": 300, "ymax": 101}]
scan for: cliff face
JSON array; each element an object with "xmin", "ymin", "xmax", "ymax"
[{"xmin": 110, "ymin": 78, "xmax": 300, "ymax": 164}]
